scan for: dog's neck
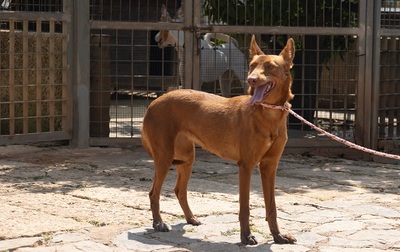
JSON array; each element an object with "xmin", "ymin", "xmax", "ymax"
[
  {"xmin": 273, "ymin": 74, "xmax": 293, "ymax": 106},
  {"xmin": 166, "ymin": 30, "xmax": 185, "ymax": 61}
]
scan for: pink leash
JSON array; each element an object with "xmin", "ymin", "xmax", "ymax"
[{"xmin": 260, "ymin": 103, "xmax": 400, "ymax": 161}]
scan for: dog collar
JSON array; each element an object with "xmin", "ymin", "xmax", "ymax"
[{"xmin": 259, "ymin": 102, "xmax": 290, "ymax": 111}]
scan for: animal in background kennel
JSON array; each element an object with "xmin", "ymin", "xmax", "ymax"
[{"xmin": 155, "ymin": 4, "xmax": 248, "ymax": 97}]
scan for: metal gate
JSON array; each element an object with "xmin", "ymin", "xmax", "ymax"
[{"xmin": 0, "ymin": 0, "xmax": 71, "ymax": 144}]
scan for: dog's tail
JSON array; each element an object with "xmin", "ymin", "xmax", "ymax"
[{"xmin": 204, "ymin": 33, "xmax": 239, "ymax": 47}]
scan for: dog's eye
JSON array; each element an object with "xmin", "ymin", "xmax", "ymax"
[{"xmin": 264, "ymin": 63, "xmax": 274, "ymax": 70}]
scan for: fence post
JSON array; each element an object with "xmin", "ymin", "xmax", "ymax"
[
  {"xmin": 183, "ymin": 0, "xmax": 193, "ymax": 89},
  {"xmin": 369, "ymin": 0, "xmax": 381, "ymax": 152},
  {"xmin": 357, "ymin": 0, "xmax": 380, "ymax": 156},
  {"xmin": 192, "ymin": 0, "xmax": 201, "ymax": 91},
  {"xmin": 70, "ymin": 1, "xmax": 90, "ymax": 147}
]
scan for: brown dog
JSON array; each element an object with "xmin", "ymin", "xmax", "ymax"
[{"xmin": 141, "ymin": 35, "xmax": 296, "ymax": 245}]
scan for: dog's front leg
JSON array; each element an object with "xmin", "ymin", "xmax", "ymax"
[
  {"xmin": 259, "ymin": 160, "xmax": 296, "ymax": 244},
  {"xmin": 238, "ymin": 164, "xmax": 257, "ymax": 245}
]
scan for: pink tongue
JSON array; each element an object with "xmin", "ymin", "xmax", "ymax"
[{"xmin": 248, "ymin": 85, "xmax": 268, "ymax": 105}]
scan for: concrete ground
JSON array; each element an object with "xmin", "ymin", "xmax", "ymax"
[{"xmin": 0, "ymin": 145, "xmax": 399, "ymax": 252}]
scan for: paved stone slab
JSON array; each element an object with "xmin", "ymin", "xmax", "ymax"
[{"xmin": 0, "ymin": 237, "xmax": 42, "ymax": 251}]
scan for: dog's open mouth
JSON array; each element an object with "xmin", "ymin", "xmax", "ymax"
[{"xmin": 248, "ymin": 82, "xmax": 275, "ymax": 105}]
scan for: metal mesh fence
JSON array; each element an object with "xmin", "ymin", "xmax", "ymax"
[
  {"xmin": 202, "ymin": 0, "xmax": 358, "ymax": 27},
  {"xmin": 379, "ymin": 36, "xmax": 400, "ymax": 139},
  {"xmin": 90, "ymin": 0, "xmax": 180, "ymax": 22},
  {"xmin": 379, "ymin": 1, "xmax": 400, "ymax": 140},
  {"xmin": 2, "ymin": 0, "xmax": 63, "ymax": 12},
  {"xmin": 89, "ymin": 28, "xmax": 178, "ymax": 138},
  {"xmin": 250, "ymin": 34, "xmax": 357, "ymax": 139},
  {"xmin": 0, "ymin": 18, "xmax": 68, "ymax": 140},
  {"xmin": 88, "ymin": 0, "xmax": 361, "ymax": 141}
]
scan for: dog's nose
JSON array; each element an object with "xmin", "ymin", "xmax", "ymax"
[{"xmin": 247, "ymin": 76, "xmax": 258, "ymax": 85}]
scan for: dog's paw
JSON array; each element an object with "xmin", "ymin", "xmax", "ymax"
[
  {"xmin": 241, "ymin": 233, "xmax": 258, "ymax": 245},
  {"xmin": 187, "ymin": 217, "xmax": 201, "ymax": 226},
  {"xmin": 153, "ymin": 222, "xmax": 172, "ymax": 232},
  {"xmin": 273, "ymin": 233, "xmax": 296, "ymax": 244}
]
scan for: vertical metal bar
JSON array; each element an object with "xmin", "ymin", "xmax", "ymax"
[
  {"xmin": 357, "ymin": 0, "xmax": 380, "ymax": 152},
  {"xmin": 22, "ymin": 20, "xmax": 29, "ymax": 134},
  {"xmin": 388, "ymin": 38, "xmax": 396, "ymax": 137},
  {"xmin": 62, "ymin": 19, "xmax": 69, "ymax": 132},
  {"xmin": 301, "ymin": 35, "xmax": 306, "ymax": 130},
  {"xmin": 183, "ymin": 0, "xmax": 193, "ymax": 89},
  {"xmin": 0, "ymin": 24, "xmax": 2, "ymax": 135},
  {"xmin": 132, "ymin": 29, "xmax": 136, "ymax": 137},
  {"xmin": 380, "ymin": 38, "xmax": 390, "ymax": 138},
  {"xmin": 329, "ymin": 36, "xmax": 334, "ymax": 127},
  {"xmin": 65, "ymin": 0, "xmax": 74, "ymax": 140},
  {"xmin": 396, "ymin": 38, "xmax": 400, "ymax": 137},
  {"xmin": 355, "ymin": 1, "xmax": 367, "ymax": 146},
  {"xmin": 343, "ymin": 36, "xmax": 349, "ymax": 138},
  {"xmin": 36, "ymin": 20, "xmax": 42, "ymax": 133},
  {"xmin": 49, "ymin": 20, "xmax": 55, "ymax": 132},
  {"xmin": 70, "ymin": 0, "xmax": 90, "ymax": 147},
  {"xmin": 9, "ymin": 20, "xmax": 15, "ymax": 136},
  {"xmin": 114, "ymin": 30, "xmax": 119, "ymax": 137},
  {"xmin": 192, "ymin": 0, "xmax": 201, "ymax": 91}
]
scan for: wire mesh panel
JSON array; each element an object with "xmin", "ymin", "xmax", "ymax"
[
  {"xmin": 381, "ymin": 0, "xmax": 400, "ymax": 28},
  {"xmin": 202, "ymin": 0, "xmax": 359, "ymax": 141},
  {"xmin": 2, "ymin": 0, "xmax": 63, "ymax": 12},
  {"xmin": 90, "ymin": 0, "xmax": 175, "ymax": 21},
  {"xmin": 379, "ymin": 36, "xmax": 400, "ymax": 140},
  {"xmin": 0, "ymin": 3, "xmax": 69, "ymax": 144},
  {"xmin": 89, "ymin": 1, "xmax": 182, "ymax": 139},
  {"xmin": 379, "ymin": 1, "xmax": 400, "ymax": 141},
  {"xmin": 90, "ymin": 29, "xmax": 178, "ymax": 138},
  {"xmin": 202, "ymin": 0, "xmax": 358, "ymax": 27},
  {"xmin": 88, "ymin": 0, "xmax": 362, "ymax": 142},
  {"xmin": 234, "ymin": 34, "xmax": 358, "ymax": 140}
]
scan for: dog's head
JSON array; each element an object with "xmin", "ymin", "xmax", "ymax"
[
  {"xmin": 247, "ymin": 36, "xmax": 295, "ymax": 106},
  {"xmin": 154, "ymin": 4, "xmax": 183, "ymax": 48}
]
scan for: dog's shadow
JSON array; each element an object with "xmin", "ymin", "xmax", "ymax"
[{"xmin": 123, "ymin": 223, "xmax": 274, "ymax": 252}]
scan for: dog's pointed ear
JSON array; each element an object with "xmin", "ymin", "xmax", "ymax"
[
  {"xmin": 173, "ymin": 4, "xmax": 184, "ymax": 21},
  {"xmin": 161, "ymin": 4, "xmax": 171, "ymax": 22},
  {"xmin": 249, "ymin": 35, "xmax": 264, "ymax": 58},
  {"xmin": 279, "ymin": 38, "xmax": 295, "ymax": 69}
]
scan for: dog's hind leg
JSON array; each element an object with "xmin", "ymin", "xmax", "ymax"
[
  {"xmin": 173, "ymin": 133, "xmax": 201, "ymax": 226},
  {"xmin": 149, "ymin": 148, "xmax": 174, "ymax": 232}
]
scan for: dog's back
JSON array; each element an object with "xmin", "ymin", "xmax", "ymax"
[{"xmin": 142, "ymin": 89, "xmax": 246, "ymax": 161}]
